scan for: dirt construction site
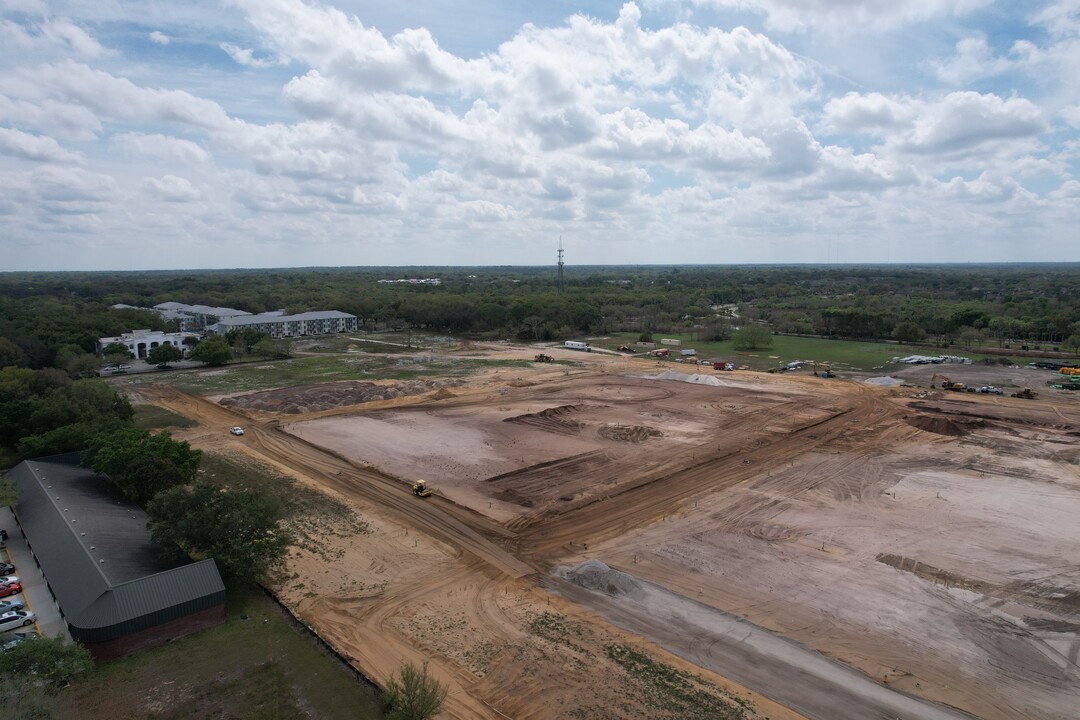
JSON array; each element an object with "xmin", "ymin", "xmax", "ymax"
[{"xmin": 135, "ymin": 345, "xmax": 1080, "ymax": 720}]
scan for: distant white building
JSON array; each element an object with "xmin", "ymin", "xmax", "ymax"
[
  {"xmin": 153, "ymin": 302, "xmax": 251, "ymax": 331},
  {"xmin": 207, "ymin": 310, "xmax": 358, "ymax": 338},
  {"xmin": 97, "ymin": 329, "xmax": 199, "ymax": 359}
]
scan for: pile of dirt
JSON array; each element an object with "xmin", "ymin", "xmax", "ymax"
[
  {"xmin": 221, "ymin": 378, "xmax": 465, "ymax": 414},
  {"xmin": 978, "ymin": 357, "xmax": 1015, "ymax": 366},
  {"xmin": 643, "ymin": 371, "xmax": 727, "ymax": 386},
  {"xmin": 504, "ymin": 404, "xmax": 584, "ymax": 435},
  {"xmin": 598, "ymin": 424, "xmax": 663, "ymax": 443},
  {"xmin": 904, "ymin": 414, "xmax": 984, "ymax": 436},
  {"xmin": 429, "ymin": 388, "xmax": 456, "ymax": 400},
  {"xmin": 563, "ymin": 559, "xmax": 644, "ymax": 598}
]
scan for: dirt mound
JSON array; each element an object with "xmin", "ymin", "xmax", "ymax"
[
  {"xmin": 978, "ymin": 357, "xmax": 1015, "ymax": 366},
  {"xmin": 429, "ymin": 388, "xmax": 456, "ymax": 400},
  {"xmin": 598, "ymin": 424, "xmax": 663, "ymax": 443},
  {"xmin": 643, "ymin": 371, "xmax": 727, "ymax": 386},
  {"xmin": 504, "ymin": 404, "xmax": 584, "ymax": 435},
  {"xmin": 905, "ymin": 414, "xmax": 984, "ymax": 436},
  {"xmin": 564, "ymin": 559, "xmax": 643, "ymax": 598}
]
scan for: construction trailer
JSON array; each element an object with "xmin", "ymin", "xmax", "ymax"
[{"xmin": 564, "ymin": 341, "xmax": 591, "ymax": 352}]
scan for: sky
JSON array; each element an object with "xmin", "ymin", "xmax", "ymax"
[{"xmin": 1, "ymin": 0, "xmax": 1078, "ymax": 270}]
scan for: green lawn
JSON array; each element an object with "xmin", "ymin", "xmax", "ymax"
[
  {"xmin": 156, "ymin": 354, "xmax": 531, "ymax": 396},
  {"xmin": 597, "ymin": 332, "xmax": 991, "ymax": 372},
  {"xmin": 57, "ymin": 583, "xmax": 384, "ymax": 720},
  {"xmin": 133, "ymin": 404, "xmax": 199, "ymax": 430}
]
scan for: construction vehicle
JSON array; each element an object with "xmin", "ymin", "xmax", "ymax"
[
  {"xmin": 1011, "ymin": 388, "xmax": 1038, "ymax": 399},
  {"xmin": 930, "ymin": 373, "xmax": 966, "ymax": 391},
  {"xmin": 534, "ymin": 353, "xmax": 554, "ymax": 363},
  {"xmin": 412, "ymin": 479, "xmax": 432, "ymax": 497}
]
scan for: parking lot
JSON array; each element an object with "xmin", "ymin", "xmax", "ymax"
[{"xmin": 2, "ymin": 507, "xmax": 68, "ymax": 640}]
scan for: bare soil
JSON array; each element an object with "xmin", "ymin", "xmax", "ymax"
[{"xmin": 131, "ymin": 344, "xmax": 1080, "ymax": 719}]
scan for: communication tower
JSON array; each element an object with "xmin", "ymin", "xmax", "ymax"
[{"xmin": 557, "ymin": 237, "xmax": 564, "ymax": 292}]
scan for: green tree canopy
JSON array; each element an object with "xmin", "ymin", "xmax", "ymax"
[
  {"xmin": 82, "ymin": 427, "xmax": 201, "ymax": 504},
  {"xmin": 0, "ymin": 635, "xmax": 93, "ymax": 692},
  {"xmin": 732, "ymin": 323, "xmax": 773, "ymax": 351},
  {"xmin": 101, "ymin": 341, "xmax": 133, "ymax": 362},
  {"xmin": 147, "ymin": 480, "xmax": 291, "ymax": 580},
  {"xmin": 189, "ymin": 335, "xmax": 232, "ymax": 366},
  {"xmin": 146, "ymin": 344, "xmax": 183, "ymax": 366}
]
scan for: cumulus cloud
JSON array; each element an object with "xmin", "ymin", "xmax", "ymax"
[
  {"xmin": 0, "ymin": 18, "xmax": 110, "ymax": 59},
  {"xmin": 0, "ymin": 0, "xmax": 1076, "ymax": 267},
  {"xmin": 930, "ymin": 37, "xmax": 1015, "ymax": 84},
  {"xmin": 0, "ymin": 127, "xmax": 84, "ymax": 164},
  {"xmin": 683, "ymin": 0, "xmax": 991, "ymax": 34},
  {"xmin": 825, "ymin": 91, "xmax": 1045, "ymax": 156},
  {"xmin": 109, "ymin": 133, "xmax": 210, "ymax": 164},
  {"xmin": 143, "ymin": 174, "xmax": 201, "ymax": 201},
  {"xmin": 219, "ymin": 42, "xmax": 277, "ymax": 67}
]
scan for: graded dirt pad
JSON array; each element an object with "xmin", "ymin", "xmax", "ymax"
[{"xmin": 137, "ymin": 348, "xmax": 1080, "ymax": 720}]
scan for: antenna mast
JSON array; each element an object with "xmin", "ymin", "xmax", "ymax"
[{"xmin": 557, "ymin": 236, "xmax": 565, "ymax": 292}]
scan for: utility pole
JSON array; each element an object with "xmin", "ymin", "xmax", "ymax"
[{"xmin": 557, "ymin": 236, "xmax": 565, "ymax": 293}]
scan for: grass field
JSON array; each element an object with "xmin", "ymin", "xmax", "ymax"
[
  {"xmin": 56, "ymin": 584, "xmax": 384, "ymax": 720},
  {"xmin": 133, "ymin": 404, "xmax": 199, "ymax": 430},
  {"xmin": 595, "ymin": 332, "xmax": 991, "ymax": 372}
]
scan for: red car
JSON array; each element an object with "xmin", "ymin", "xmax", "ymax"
[{"xmin": 0, "ymin": 583, "xmax": 22, "ymax": 598}]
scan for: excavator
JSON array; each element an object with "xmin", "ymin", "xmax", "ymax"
[
  {"xmin": 930, "ymin": 373, "xmax": 966, "ymax": 391},
  {"xmin": 412, "ymin": 479, "xmax": 433, "ymax": 498}
]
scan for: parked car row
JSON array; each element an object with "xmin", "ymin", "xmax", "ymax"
[{"xmin": 0, "ymin": 527, "xmax": 36, "ymax": 640}]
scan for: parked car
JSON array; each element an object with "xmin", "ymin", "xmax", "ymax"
[
  {"xmin": 0, "ymin": 584, "xmax": 22, "ymax": 598},
  {"xmin": 0, "ymin": 598, "xmax": 25, "ymax": 612},
  {"xmin": 0, "ymin": 631, "xmax": 35, "ymax": 652},
  {"xmin": 0, "ymin": 528, "xmax": 7, "ymax": 541},
  {"xmin": 0, "ymin": 563, "xmax": 13, "ymax": 576},
  {"xmin": 0, "ymin": 576, "xmax": 17, "ymax": 586},
  {"xmin": 230, "ymin": 427, "xmax": 244, "ymax": 436},
  {"xmin": 0, "ymin": 611, "xmax": 36, "ymax": 632}
]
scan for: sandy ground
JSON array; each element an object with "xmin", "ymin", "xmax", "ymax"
[{"xmin": 129, "ymin": 344, "xmax": 1080, "ymax": 719}]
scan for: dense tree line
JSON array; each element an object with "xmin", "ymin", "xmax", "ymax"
[
  {"xmin": 0, "ymin": 365, "xmax": 289, "ymax": 581},
  {"xmin": 1, "ymin": 266, "xmax": 1078, "ymax": 363}
]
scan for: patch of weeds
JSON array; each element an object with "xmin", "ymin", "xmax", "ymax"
[
  {"xmin": 526, "ymin": 611, "xmax": 591, "ymax": 656},
  {"xmin": 605, "ymin": 644, "xmax": 752, "ymax": 720}
]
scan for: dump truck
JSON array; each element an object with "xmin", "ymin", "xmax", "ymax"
[{"xmin": 412, "ymin": 479, "xmax": 433, "ymax": 497}]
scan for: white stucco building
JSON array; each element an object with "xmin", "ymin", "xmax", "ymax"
[{"xmin": 97, "ymin": 329, "xmax": 199, "ymax": 359}]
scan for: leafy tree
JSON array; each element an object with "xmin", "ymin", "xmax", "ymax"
[
  {"xmin": 0, "ymin": 337, "xmax": 25, "ymax": 368},
  {"xmin": 251, "ymin": 336, "xmax": 289, "ymax": 359},
  {"xmin": 383, "ymin": 661, "xmax": 448, "ymax": 720},
  {"xmin": 0, "ymin": 634, "xmax": 93, "ymax": 692},
  {"xmin": 101, "ymin": 341, "xmax": 133, "ymax": 365},
  {"xmin": 0, "ymin": 479, "xmax": 19, "ymax": 507},
  {"xmin": 1065, "ymin": 334, "xmax": 1080, "ymax": 355},
  {"xmin": 188, "ymin": 335, "xmax": 232, "ymax": 366},
  {"xmin": 892, "ymin": 320, "xmax": 925, "ymax": 343},
  {"xmin": 147, "ymin": 480, "xmax": 291, "ymax": 580},
  {"xmin": 732, "ymin": 324, "xmax": 773, "ymax": 351},
  {"xmin": 82, "ymin": 427, "xmax": 201, "ymax": 503},
  {"xmin": 146, "ymin": 344, "xmax": 183, "ymax": 366}
]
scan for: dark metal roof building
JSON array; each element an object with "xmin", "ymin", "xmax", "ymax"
[{"xmin": 7, "ymin": 455, "xmax": 225, "ymax": 658}]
